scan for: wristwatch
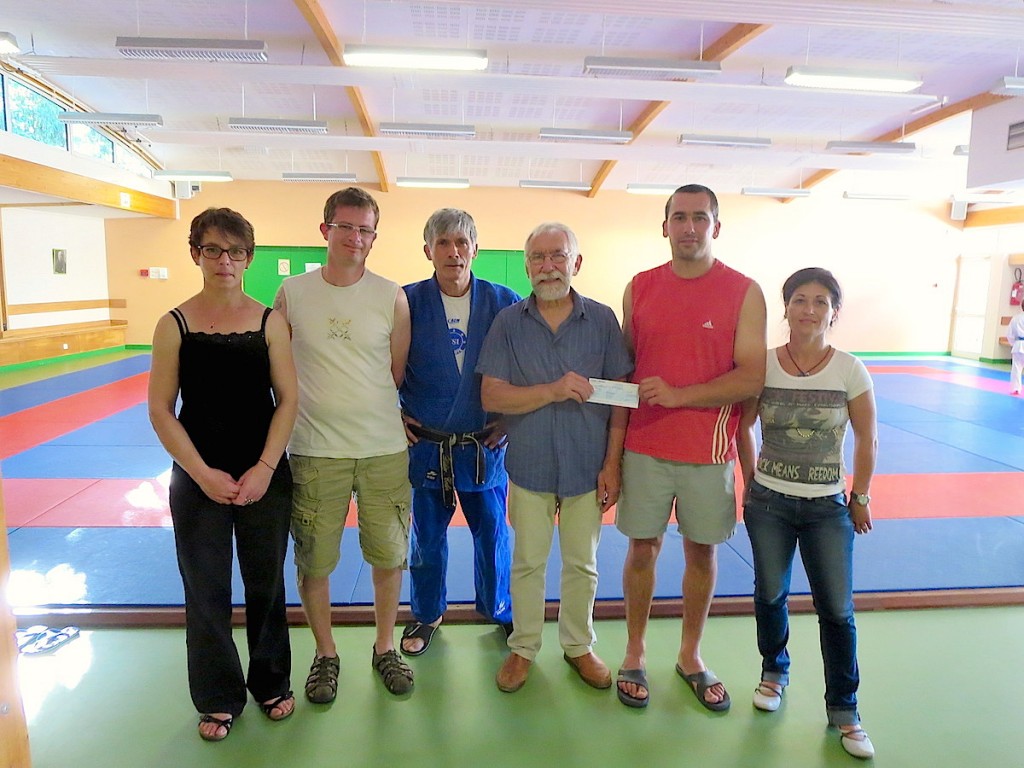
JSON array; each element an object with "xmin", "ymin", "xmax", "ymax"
[{"xmin": 850, "ymin": 492, "xmax": 871, "ymax": 506}]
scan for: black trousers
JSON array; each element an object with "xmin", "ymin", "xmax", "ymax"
[{"xmin": 169, "ymin": 461, "xmax": 292, "ymax": 716}]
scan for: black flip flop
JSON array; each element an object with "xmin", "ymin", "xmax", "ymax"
[{"xmin": 400, "ymin": 622, "xmax": 438, "ymax": 656}]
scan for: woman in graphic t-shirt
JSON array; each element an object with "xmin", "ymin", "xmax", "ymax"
[{"xmin": 738, "ymin": 267, "xmax": 878, "ymax": 760}]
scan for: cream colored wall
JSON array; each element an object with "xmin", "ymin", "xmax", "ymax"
[{"xmin": 106, "ymin": 181, "xmax": 964, "ymax": 352}]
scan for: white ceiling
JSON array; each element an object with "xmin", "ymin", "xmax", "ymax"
[{"xmin": 2, "ymin": 0, "xmax": 1024, "ymax": 199}]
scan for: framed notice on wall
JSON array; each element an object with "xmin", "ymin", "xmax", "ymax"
[{"xmin": 52, "ymin": 248, "xmax": 67, "ymax": 275}]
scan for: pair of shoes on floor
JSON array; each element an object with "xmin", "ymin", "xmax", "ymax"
[
  {"xmin": 496, "ymin": 652, "xmax": 531, "ymax": 693},
  {"xmin": 616, "ymin": 668, "xmax": 650, "ymax": 709},
  {"xmin": 259, "ymin": 691, "xmax": 295, "ymax": 721},
  {"xmin": 400, "ymin": 621, "xmax": 439, "ymax": 656},
  {"xmin": 305, "ymin": 654, "xmax": 340, "ymax": 704},
  {"xmin": 18, "ymin": 625, "xmax": 79, "ymax": 655},
  {"xmin": 675, "ymin": 665, "xmax": 731, "ymax": 712},
  {"xmin": 198, "ymin": 713, "xmax": 233, "ymax": 742},
  {"xmin": 752, "ymin": 681, "xmax": 785, "ymax": 712},
  {"xmin": 372, "ymin": 646, "xmax": 414, "ymax": 695},
  {"xmin": 838, "ymin": 726, "xmax": 875, "ymax": 759},
  {"xmin": 563, "ymin": 652, "xmax": 612, "ymax": 689}
]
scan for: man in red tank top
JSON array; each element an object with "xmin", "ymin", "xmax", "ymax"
[{"xmin": 613, "ymin": 185, "xmax": 767, "ymax": 711}]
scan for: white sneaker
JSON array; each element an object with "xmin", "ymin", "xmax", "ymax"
[
  {"xmin": 752, "ymin": 681, "xmax": 783, "ymax": 712},
  {"xmin": 839, "ymin": 726, "xmax": 875, "ymax": 759}
]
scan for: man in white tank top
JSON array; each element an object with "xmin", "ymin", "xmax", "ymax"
[{"xmin": 274, "ymin": 188, "xmax": 414, "ymax": 700}]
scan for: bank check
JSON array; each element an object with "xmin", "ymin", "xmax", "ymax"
[{"xmin": 587, "ymin": 378, "xmax": 640, "ymax": 408}]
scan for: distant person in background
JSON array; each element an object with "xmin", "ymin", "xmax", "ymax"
[
  {"xmin": 737, "ymin": 267, "xmax": 878, "ymax": 760},
  {"xmin": 399, "ymin": 208, "xmax": 519, "ymax": 656},
  {"xmin": 149, "ymin": 207, "xmax": 297, "ymax": 742},
  {"xmin": 1008, "ymin": 308, "xmax": 1024, "ymax": 395}
]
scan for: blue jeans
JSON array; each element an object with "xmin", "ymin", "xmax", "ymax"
[{"xmin": 744, "ymin": 481, "xmax": 860, "ymax": 725}]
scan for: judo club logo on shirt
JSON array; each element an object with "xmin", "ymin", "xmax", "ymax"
[
  {"xmin": 328, "ymin": 317, "xmax": 352, "ymax": 341},
  {"xmin": 449, "ymin": 325, "xmax": 467, "ymax": 352}
]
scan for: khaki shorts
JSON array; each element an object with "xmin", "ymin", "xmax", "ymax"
[
  {"xmin": 615, "ymin": 450, "xmax": 737, "ymax": 545},
  {"xmin": 290, "ymin": 452, "xmax": 411, "ymax": 576}
]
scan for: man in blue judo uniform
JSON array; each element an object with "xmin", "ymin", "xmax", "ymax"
[{"xmin": 399, "ymin": 208, "xmax": 520, "ymax": 655}]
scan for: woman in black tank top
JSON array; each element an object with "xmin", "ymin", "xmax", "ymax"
[{"xmin": 148, "ymin": 208, "xmax": 298, "ymax": 742}]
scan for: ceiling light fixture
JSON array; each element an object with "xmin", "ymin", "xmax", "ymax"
[
  {"xmin": 625, "ymin": 183, "xmax": 680, "ymax": 196},
  {"xmin": 153, "ymin": 170, "xmax": 233, "ymax": 182},
  {"xmin": 826, "ymin": 140, "xmax": 917, "ymax": 154},
  {"xmin": 115, "ymin": 36, "xmax": 268, "ymax": 62},
  {"xmin": 583, "ymin": 56, "xmax": 721, "ymax": 79},
  {"xmin": 228, "ymin": 117, "xmax": 328, "ymax": 135},
  {"xmin": 539, "ymin": 127, "xmax": 632, "ymax": 143},
  {"xmin": 342, "ymin": 44, "xmax": 487, "ymax": 71},
  {"xmin": 58, "ymin": 111, "xmax": 164, "ymax": 127},
  {"xmin": 679, "ymin": 133, "xmax": 771, "ymax": 148},
  {"xmin": 991, "ymin": 75, "xmax": 1024, "ymax": 95},
  {"xmin": 0, "ymin": 32, "xmax": 20, "ymax": 55},
  {"xmin": 395, "ymin": 176, "xmax": 470, "ymax": 189},
  {"xmin": 741, "ymin": 187, "xmax": 811, "ymax": 198},
  {"xmin": 843, "ymin": 191, "xmax": 910, "ymax": 201},
  {"xmin": 378, "ymin": 122, "xmax": 476, "ymax": 138},
  {"xmin": 784, "ymin": 65, "xmax": 922, "ymax": 93},
  {"xmin": 282, "ymin": 172, "xmax": 357, "ymax": 183},
  {"xmin": 518, "ymin": 180, "xmax": 592, "ymax": 191}
]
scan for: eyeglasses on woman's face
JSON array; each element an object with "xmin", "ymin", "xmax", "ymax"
[{"xmin": 198, "ymin": 244, "xmax": 251, "ymax": 261}]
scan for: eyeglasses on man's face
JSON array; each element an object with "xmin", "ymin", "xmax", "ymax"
[
  {"xmin": 527, "ymin": 250, "xmax": 570, "ymax": 266},
  {"xmin": 325, "ymin": 221, "xmax": 377, "ymax": 239},
  {"xmin": 198, "ymin": 244, "xmax": 251, "ymax": 261}
]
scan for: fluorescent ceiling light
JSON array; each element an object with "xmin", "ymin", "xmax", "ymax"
[
  {"xmin": 785, "ymin": 65, "xmax": 922, "ymax": 93},
  {"xmin": 378, "ymin": 122, "xmax": 476, "ymax": 138},
  {"xmin": 583, "ymin": 56, "xmax": 720, "ymax": 79},
  {"xmin": 679, "ymin": 133, "xmax": 771, "ymax": 148},
  {"xmin": 843, "ymin": 191, "xmax": 910, "ymax": 201},
  {"xmin": 58, "ymin": 111, "xmax": 163, "ymax": 127},
  {"xmin": 0, "ymin": 32, "xmax": 20, "ymax": 55},
  {"xmin": 115, "ymin": 36, "xmax": 267, "ymax": 63},
  {"xmin": 991, "ymin": 75, "xmax": 1024, "ymax": 95},
  {"xmin": 626, "ymin": 183, "xmax": 680, "ymax": 196},
  {"xmin": 741, "ymin": 187, "xmax": 811, "ymax": 198},
  {"xmin": 282, "ymin": 172, "xmax": 357, "ymax": 183},
  {"xmin": 228, "ymin": 117, "xmax": 328, "ymax": 135},
  {"xmin": 395, "ymin": 176, "xmax": 470, "ymax": 189},
  {"xmin": 518, "ymin": 180, "xmax": 592, "ymax": 191},
  {"xmin": 343, "ymin": 44, "xmax": 487, "ymax": 71},
  {"xmin": 539, "ymin": 127, "xmax": 632, "ymax": 143},
  {"xmin": 953, "ymin": 144, "xmax": 970, "ymax": 156},
  {"xmin": 826, "ymin": 140, "xmax": 917, "ymax": 154},
  {"xmin": 153, "ymin": 170, "xmax": 233, "ymax": 182}
]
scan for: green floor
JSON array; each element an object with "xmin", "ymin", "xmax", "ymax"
[{"xmin": 17, "ymin": 606, "xmax": 1024, "ymax": 767}]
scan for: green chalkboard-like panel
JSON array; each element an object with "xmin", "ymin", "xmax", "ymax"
[
  {"xmin": 244, "ymin": 246, "xmax": 327, "ymax": 307},
  {"xmin": 474, "ymin": 249, "xmax": 530, "ymax": 298}
]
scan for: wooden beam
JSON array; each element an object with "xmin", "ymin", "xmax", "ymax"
[
  {"xmin": 8, "ymin": 298, "xmax": 126, "ymax": 315},
  {"xmin": 293, "ymin": 0, "xmax": 390, "ymax": 192},
  {"xmin": 0, "ymin": 154, "xmax": 174, "ymax": 218},
  {"xmin": 963, "ymin": 205, "xmax": 1024, "ymax": 228},
  {"xmin": 587, "ymin": 23, "xmax": 769, "ymax": 197},
  {"xmin": 786, "ymin": 92, "xmax": 1013, "ymax": 203},
  {"xmin": 0, "ymin": 471, "xmax": 32, "ymax": 768}
]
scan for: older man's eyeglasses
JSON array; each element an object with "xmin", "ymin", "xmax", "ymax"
[
  {"xmin": 199, "ymin": 245, "xmax": 251, "ymax": 261},
  {"xmin": 325, "ymin": 222, "xmax": 377, "ymax": 239},
  {"xmin": 527, "ymin": 250, "xmax": 570, "ymax": 266}
]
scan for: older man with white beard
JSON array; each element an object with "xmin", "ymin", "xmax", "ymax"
[{"xmin": 476, "ymin": 222, "xmax": 633, "ymax": 694}]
